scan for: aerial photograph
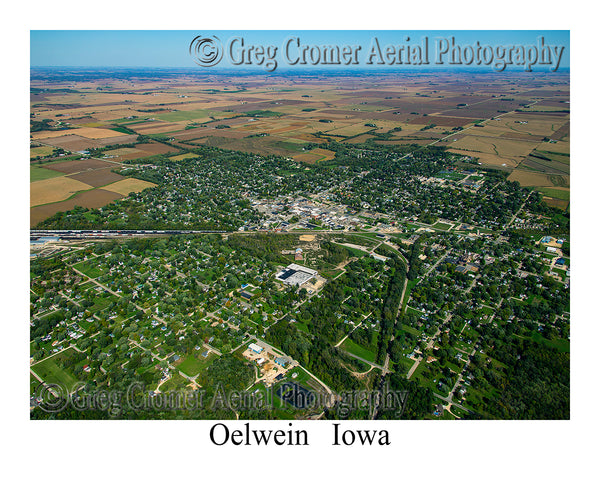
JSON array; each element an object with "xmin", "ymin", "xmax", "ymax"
[{"xmin": 29, "ymin": 30, "xmax": 570, "ymax": 421}]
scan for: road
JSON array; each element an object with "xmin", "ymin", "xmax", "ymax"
[
  {"xmin": 340, "ymin": 351, "xmax": 387, "ymax": 373},
  {"xmin": 334, "ymin": 312, "xmax": 372, "ymax": 348},
  {"xmin": 505, "ymin": 190, "xmax": 533, "ymax": 228}
]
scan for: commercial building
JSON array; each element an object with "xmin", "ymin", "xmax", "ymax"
[{"xmin": 276, "ymin": 264, "xmax": 318, "ymax": 286}]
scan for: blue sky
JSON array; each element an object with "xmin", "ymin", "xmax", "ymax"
[{"xmin": 30, "ymin": 30, "xmax": 569, "ymax": 71}]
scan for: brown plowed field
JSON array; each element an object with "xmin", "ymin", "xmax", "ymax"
[
  {"xmin": 31, "ymin": 189, "xmax": 124, "ymax": 227},
  {"xmin": 68, "ymin": 170, "xmax": 125, "ymax": 187},
  {"xmin": 134, "ymin": 142, "xmax": 180, "ymax": 155},
  {"xmin": 45, "ymin": 159, "xmax": 117, "ymax": 174}
]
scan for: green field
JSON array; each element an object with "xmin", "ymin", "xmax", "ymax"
[
  {"xmin": 160, "ymin": 373, "xmax": 191, "ymax": 391},
  {"xmin": 341, "ymin": 245, "xmax": 367, "ymax": 257},
  {"xmin": 30, "ymin": 166, "xmax": 64, "ymax": 182},
  {"xmin": 88, "ymin": 292, "xmax": 118, "ymax": 313},
  {"xmin": 432, "ymin": 222, "xmax": 454, "ymax": 231},
  {"xmin": 30, "ymin": 374, "xmax": 41, "ymax": 395},
  {"xmin": 31, "ymin": 350, "xmax": 78, "ymax": 390},
  {"xmin": 536, "ymin": 187, "xmax": 570, "ymax": 201},
  {"xmin": 339, "ymin": 338, "xmax": 377, "ymax": 363},
  {"xmin": 73, "ymin": 260, "xmax": 108, "ymax": 279},
  {"xmin": 401, "ymin": 323, "xmax": 421, "ymax": 337},
  {"xmin": 177, "ymin": 351, "xmax": 216, "ymax": 377},
  {"xmin": 530, "ymin": 332, "xmax": 570, "ymax": 353},
  {"xmin": 155, "ymin": 109, "xmax": 213, "ymax": 122}
]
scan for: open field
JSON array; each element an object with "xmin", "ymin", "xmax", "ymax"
[
  {"xmin": 103, "ymin": 178, "xmax": 157, "ymax": 195},
  {"xmin": 30, "ymin": 350, "xmax": 78, "ymax": 390},
  {"xmin": 31, "ymin": 189, "xmax": 124, "ymax": 226},
  {"xmin": 339, "ymin": 337, "xmax": 377, "ymax": 363},
  {"xmin": 449, "ymin": 135, "xmax": 539, "ymax": 158},
  {"xmin": 169, "ymin": 152, "xmax": 199, "ymax": 161},
  {"xmin": 104, "ymin": 147, "xmax": 140, "ymax": 157},
  {"xmin": 68, "ymin": 169, "xmax": 124, "ymax": 187},
  {"xmin": 30, "ymin": 70, "xmax": 570, "ymax": 229},
  {"xmin": 30, "ymin": 176, "xmax": 92, "ymax": 206},
  {"xmin": 292, "ymin": 153, "xmax": 323, "ymax": 164},
  {"xmin": 537, "ymin": 187, "xmax": 570, "ymax": 201},
  {"xmin": 44, "ymin": 158, "xmax": 118, "ymax": 174},
  {"xmin": 30, "ymin": 166, "xmax": 64, "ymax": 182},
  {"xmin": 30, "ymin": 146, "xmax": 55, "ymax": 158},
  {"xmin": 134, "ymin": 142, "xmax": 180, "ymax": 155},
  {"xmin": 32, "ymin": 126, "xmax": 130, "ymax": 140}
]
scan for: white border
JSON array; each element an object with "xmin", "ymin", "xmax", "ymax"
[{"xmin": 3, "ymin": 1, "xmax": 598, "ymax": 478}]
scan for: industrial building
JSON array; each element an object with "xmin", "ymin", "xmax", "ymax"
[
  {"xmin": 248, "ymin": 343, "xmax": 263, "ymax": 354},
  {"xmin": 275, "ymin": 264, "xmax": 318, "ymax": 286}
]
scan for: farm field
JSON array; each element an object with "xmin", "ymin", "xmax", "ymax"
[
  {"xmin": 30, "ymin": 165, "xmax": 64, "ymax": 182},
  {"xmin": 30, "ymin": 145, "xmax": 56, "ymax": 158},
  {"xmin": 103, "ymin": 178, "xmax": 157, "ymax": 195},
  {"xmin": 30, "ymin": 70, "xmax": 570, "ymax": 221},
  {"xmin": 30, "ymin": 176, "xmax": 92, "ymax": 206},
  {"xmin": 31, "ymin": 189, "xmax": 124, "ymax": 227}
]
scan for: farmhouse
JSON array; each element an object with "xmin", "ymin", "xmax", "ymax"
[{"xmin": 276, "ymin": 264, "xmax": 318, "ymax": 286}]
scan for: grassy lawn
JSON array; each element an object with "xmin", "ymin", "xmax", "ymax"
[
  {"xmin": 73, "ymin": 259, "xmax": 108, "ymax": 279},
  {"xmin": 391, "ymin": 355, "xmax": 414, "ymax": 375},
  {"xmin": 401, "ymin": 323, "xmax": 421, "ymax": 337},
  {"xmin": 432, "ymin": 222, "xmax": 454, "ymax": 231},
  {"xmin": 30, "ymin": 166, "xmax": 64, "ymax": 182},
  {"xmin": 341, "ymin": 245, "xmax": 368, "ymax": 257},
  {"xmin": 340, "ymin": 338, "xmax": 377, "ymax": 363},
  {"xmin": 88, "ymin": 292, "xmax": 118, "ymax": 313},
  {"xmin": 402, "ymin": 279, "xmax": 419, "ymax": 312},
  {"xmin": 30, "ymin": 374, "xmax": 41, "ymax": 395},
  {"xmin": 177, "ymin": 351, "xmax": 216, "ymax": 377},
  {"xmin": 295, "ymin": 321, "xmax": 309, "ymax": 333},
  {"xmin": 285, "ymin": 366, "xmax": 312, "ymax": 385},
  {"xmin": 517, "ymin": 332, "xmax": 570, "ymax": 353},
  {"xmin": 31, "ymin": 349, "xmax": 78, "ymax": 391},
  {"xmin": 160, "ymin": 373, "xmax": 191, "ymax": 391}
]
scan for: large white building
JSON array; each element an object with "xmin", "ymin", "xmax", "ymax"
[
  {"xmin": 275, "ymin": 264, "xmax": 318, "ymax": 286},
  {"xmin": 248, "ymin": 343, "xmax": 263, "ymax": 354}
]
